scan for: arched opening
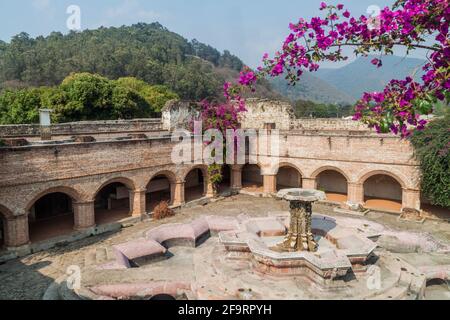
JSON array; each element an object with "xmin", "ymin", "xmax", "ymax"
[
  {"xmin": 185, "ymin": 168, "xmax": 206, "ymax": 202},
  {"xmin": 363, "ymin": 174, "xmax": 402, "ymax": 212},
  {"xmin": 149, "ymin": 294, "xmax": 176, "ymax": 301},
  {"xmin": 276, "ymin": 166, "xmax": 302, "ymax": 191},
  {"xmin": 147, "ymin": 175, "xmax": 173, "ymax": 213},
  {"xmin": 28, "ymin": 192, "xmax": 75, "ymax": 242},
  {"xmin": 94, "ymin": 183, "xmax": 132, "ymax": 225},
  {"xmin": 316, "ymin": 170, "xmax": 348, "ymax": 203},
  {"xmin": 218, "ymin": 165, "xmax": 232, "ymax": 194},
  {"xmin": 425, "ymin": 279, "xmax": 450, "ymax": 300},
  {"xmin": 242, "ymin": 164, "xmax": 263, "ymax": 192}
]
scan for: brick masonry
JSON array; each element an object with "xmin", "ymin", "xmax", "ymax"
[{"xmin": 0, "ymin": 99, "xmax": 424, "ymax": 250}]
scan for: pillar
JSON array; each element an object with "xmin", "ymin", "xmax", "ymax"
[
  {"xmin": 302, "ymin": 178, "xmax": 317, "ymax": 190},
  {"xmin": 402, "ymin": 188, "xmax": 421, "ymax": 212},
  {"xmin": 263, "ymin": 175, "xmax": 277, "ymax": 194},
  {"xmin": 131, "ymin": 190, "xmax": 147, "ymax": 217},
  {"xmin": 4, "ymin": 215, "xmax": 29, "ymax": 248},
  {"xmin": 172, "ymin": 182, "xmax": 185, "ymax": 207},
  {"xmin": 231, "ymin": 165, "xmax": 243, "ymax": 192},
  {"xmin": 347, "ymin": 182, "xmax": 365, "ymax": 207},
  {"xmin": 73, "ymin": 201, "xmax": 95, "ymax": 230},
  {"xmin": 206, "ymin": 180, "xmax": 215, "ymax": 198}
]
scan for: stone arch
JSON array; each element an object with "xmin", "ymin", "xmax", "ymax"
[
  {"xmin": 242, "ymin": 163, "xmax": 264, "ymax": 190},
  {"xmin": 146, "ymin": 170, "xmax": 178, "ymax": 212},
  {"xmin": 26, "ymin": 186, "xmax": 82, "ymax": 212},
  {"xmin": 275, "ymin": 163, "xmax": 303, "ymax": 191},
  {"xmin": 311, "ymin": 166, "xmax": 349, "ymax": 203},
  {"xmin": 360, "ymin": 171, "xmax": 405, "ymax": 212},
  {"xmin": 90, "ymin": 177, "xmax": 137, "ymax": 202},
  {"xmin": 26, "ymin": 187, "xmax": 81, "ymax": 243},
  {"xmin": 181, "ymin": 165, "xmax": 208, "ymax": 183},
  {"xmin": 358, "ymin": 170, "xmax": 407, "ymax": 189},
  {"xmin": 183, "ymin": 165, "xmax": 208, "ymax": 202},
  {"xmin": 273, "ymin": 162, "xmax": 305, "ymax": 177},
  {"xmin": 93, "ymin": 178, "xmax": 136, "ymax": 225},
  {"xmin": 311, "ymin": 166, "xmax": 351, "ymax": 182},
  {"xmin": 148, "ymin": 170, "xmax": 178, "ymax": 185}
]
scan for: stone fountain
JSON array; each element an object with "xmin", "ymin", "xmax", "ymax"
[
  {"xmin": 276, "ymin": 189, "xmax": 326, "ymax": 252},
  {"xmin": 45, "ymin": 188, "xmax": 433, "ymax": 300}
]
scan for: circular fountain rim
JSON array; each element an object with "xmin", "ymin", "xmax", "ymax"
[{"xmin": 277, "ymin": 188, "xmax": 326, "ymax": 202}]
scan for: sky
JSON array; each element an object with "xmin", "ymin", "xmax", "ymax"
[{"xmin": 0, "ymin": 0, "xmax": 427, "ymax": 68}]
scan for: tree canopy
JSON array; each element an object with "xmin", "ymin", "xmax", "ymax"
[
  {"xmin": 409, "ymin": 112, "xmax": 450, "ymax": 207},
  {"xmin": 0, "ymin": 73, "xmax": 179, "ymax": 124},
  {"xmin": 0, "ymin": 23, "xmax": 245, "ymax": 102}
]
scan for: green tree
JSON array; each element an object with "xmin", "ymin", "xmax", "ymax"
[
  {"xmin": 115, "ymin": 77, "xmax": 179, "ymax": 113},
  {"xmin": 0, "ymin": 23, "xmax": 247, "ymax": 101},
  {"xmin": 0, "ymin": 87, "xmax": 43, "ymax": 124},
  {"xmin": 410, "ymin": 113, "xmax": 450, "ymax": 208}
]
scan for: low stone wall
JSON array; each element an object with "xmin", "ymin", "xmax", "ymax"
[
  {"xmin": 293, "ymin": 118, "xmax": 370, "ymax": 131},
  {"xmin": 0, "ymin": 119, "xmax": 163, "ymax": 138}
]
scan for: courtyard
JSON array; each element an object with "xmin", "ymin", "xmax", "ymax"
[{"xmin": 0, "ymin": 195, "xmax": 449, "ymax": 300}]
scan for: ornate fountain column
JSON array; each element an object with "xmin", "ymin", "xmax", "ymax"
[{"xmin": 277, "ymin": 189, "xmax": 326, "ymax": 252}]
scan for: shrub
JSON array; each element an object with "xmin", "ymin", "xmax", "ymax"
[
  {"xmin": 153, "ymin": 201, "xmax": 175, "ymax": 220},
  {"xmin": 409, "ymin": 113, "xmax": 450, "ymax": 208}
]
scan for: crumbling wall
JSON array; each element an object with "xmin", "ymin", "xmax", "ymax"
[
  {"xmin": 0, "ymin": 119, "xmax": 162, "ymax": 138},
  {"xmin": 293, "ymin": 118, "xmax": 370, "ymax": 131},
  {"xmin": 162, "ymin": 100, "xmax": 201, "ymax": 131},
  {"xmin": 240, "ymin": 99, "xmax": 295, "ymax": 130}
]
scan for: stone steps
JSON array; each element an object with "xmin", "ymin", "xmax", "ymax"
[{"xmin": 84, "ymin": 247, "xmax": 116, "ymax": 268}]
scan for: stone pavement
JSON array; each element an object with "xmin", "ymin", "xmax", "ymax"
[{"xmin": 0, "ymin": 195, "xmax": 449, "ymax": 300}]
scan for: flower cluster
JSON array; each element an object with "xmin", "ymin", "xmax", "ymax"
[{"xmin": 226, "ymin": 0, "xmax": 449, "ymax": 138}]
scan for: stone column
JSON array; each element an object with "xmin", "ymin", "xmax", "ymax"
[
  {"xmin": 231, "ymin": 165, "xmax": 243, "ymax": 192},
  {"xmin": 402, "ymin": 188, "xmax": 421, "ymax": 212},
  {"xmin": 302, "ymin": 178, "xmax": 317, "ymax": 190},
  {"xmin": 347, "ymin": 182, "xmax": 365, "ymax": 208},
  {"xmin": 131, "ymin": 190, "xmax": 147, "ymax": 217},
  {"xmin": 172, "ymin": 182, "xmax": 185, "ymax": 207},
  {"xmin": 263, "ymin": 175, "xmax": 277, "ymax": 194},
  {"xmin": 206, "ymin": 180, "xmax": 215, "ymax": 198},
  {"xmin": 4, "ymin": 215, "xmax": 29, "ymax": 248},
  {"xmin": 73, "ymin": 201, "xmax": 95, "ymax": 230}
]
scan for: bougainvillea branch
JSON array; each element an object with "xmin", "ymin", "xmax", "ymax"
[
  {"xmin": 193, "ymin": 98, "xmax": 246, "ymax": 194},
  {"xmin": 226, "ymin": 0, "xmax": 449, "ymax": 137}
]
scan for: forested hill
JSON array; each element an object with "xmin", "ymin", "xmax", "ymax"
[{"xmin": 0, "ymin": 22, "xmax": 276, "ymax": 101}]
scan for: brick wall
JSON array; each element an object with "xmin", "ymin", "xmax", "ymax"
[
  {"xmin": 0, "ymin": 119, "xmax": 162, "ymax": 138},
  {"xmin": 292, "ymin": 118, "xmax": 370, "ymax": 131}
]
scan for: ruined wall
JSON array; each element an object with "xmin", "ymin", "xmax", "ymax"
[
  {"xmin": 292, "ymin": 118, "xmax": 370, "ymax": 131},
  {"xmin": 162, "ymin": 100, "xmax": 200, "ymax": 132},
  {"xmin": 0, "ymin": 103, "xmax": 423, "ymax": 217},
  {"xmin": 0, "ymin": 119, "xmax": 162, "ymax": 138},
  {"xmin": 240, "ymin": 99, "xmax": 295, "ymax": 130}
]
